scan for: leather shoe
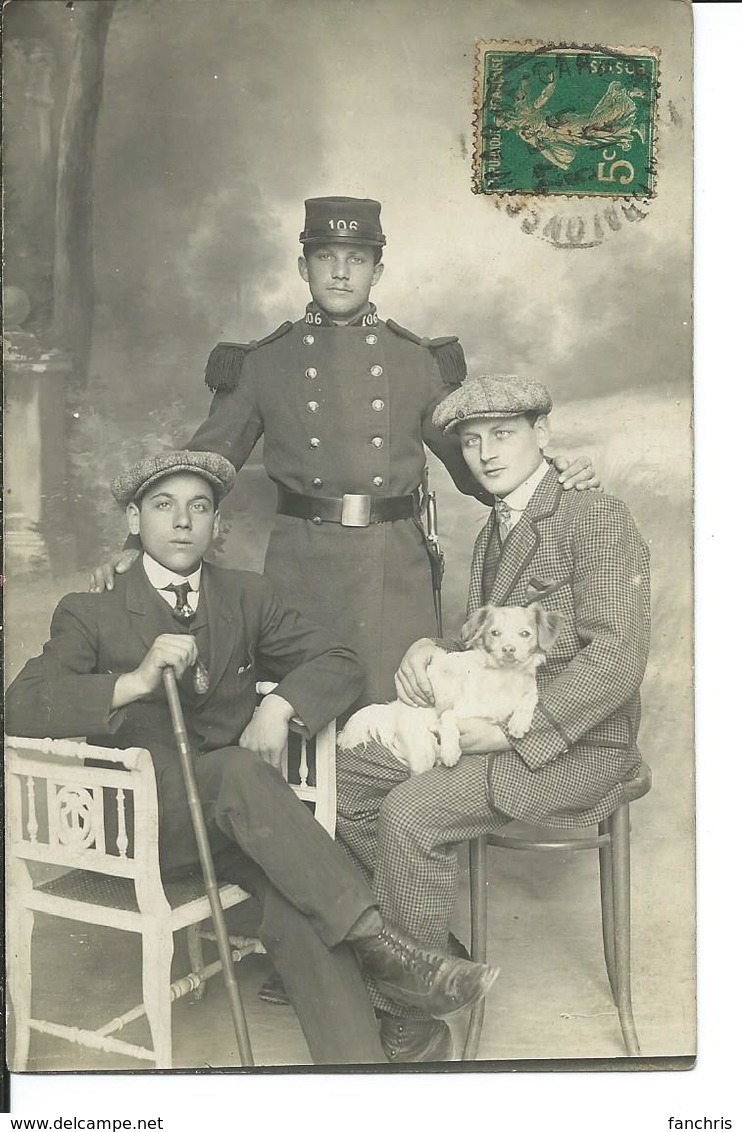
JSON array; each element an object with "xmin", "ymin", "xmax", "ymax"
[
  {"xmin": 257, "ymin": 969, "xmax": 290, "ymax": 1006},
  {"xmin": 258, "ymin": 936, "xmax": 467, "ymax": 1009},
  {"xmin": 380, "ymin": 1016, "xmax": 453, "ymax": 1063},
  {"xmin": 353, "ymin": 923, "xmax": 498, "ymax": 1018}
]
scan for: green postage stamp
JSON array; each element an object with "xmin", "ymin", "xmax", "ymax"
[{"xmin": 473, "ymin": 41, "xmax": 659, "ymax": 198}]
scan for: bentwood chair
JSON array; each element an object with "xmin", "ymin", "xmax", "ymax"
[
  {"xmin": 463, "ymin": 763, "xmax": 652, "ymax": 1060},
  {"xmin": 5, "ymin": 690, "xmax": 336, "ymax": 1070}
]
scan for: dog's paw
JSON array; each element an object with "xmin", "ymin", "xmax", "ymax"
[
  {"xmin": 435, "ymin": 709, "xmax": 462, "ymax": 767},
  {"xmin": 438, "ymin": 745, "xmax": 462, "ymax": 768},
  {"xmin": 506, "ymin": 711, "xmax": 532, "ymax": 739}
]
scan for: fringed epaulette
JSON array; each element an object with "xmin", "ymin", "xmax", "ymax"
[
  {"xmin": 204, "ymin": 321, "xmax": 294, "ymax": 391},
  {"xmin": 386, "ymin": 319, "xmax": 467, "ymax": 389}
]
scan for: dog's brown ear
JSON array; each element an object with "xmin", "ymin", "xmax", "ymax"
[
  {"xmin": 461, "ymin": 605, "xmax": 492, "ymax": 645},
  {"xmin": 531, "ymin": 603, "xmax": 564, "ymax": 653}
]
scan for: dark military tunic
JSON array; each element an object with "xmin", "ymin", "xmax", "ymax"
[{"xmin": 189, "ymin": 304, "xmax": 482, "ymax": 705}]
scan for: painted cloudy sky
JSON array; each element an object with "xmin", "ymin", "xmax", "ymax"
[{"xmin": 6, "ymin": 0, "xmax": 691, "ymax": 417}]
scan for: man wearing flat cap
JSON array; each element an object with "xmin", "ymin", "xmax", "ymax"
[
  {"xmin": 336, "ymin": 375, "xmax": 651, "ymax": 1062},
  {"xmin": 6, "ymin": 450, "xmax": 499, "ymax": 1066},
  {"xmin": 93, "ymin": 197, "xmax": 597, "ymax": 711}
]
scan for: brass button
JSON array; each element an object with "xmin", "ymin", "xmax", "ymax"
[
  {"xmin": 371, "ymin": 436, "xmax": 384, "ymax": 449},
  {"xmin": 365, "ymin": 333, "xmax": 378, "ymax": 345},
  {"xmin": 303, "ymin": 334, "xmax": 315, "ymax": 345},
  {"xmin": 312, "ymin": 516, "xmax": 322, "ymax": 525},
  {"xmin": 372, "ymin": 476, "xmax": 384, "ymax": 487},
  {"xmin": 370, "ymin": 364, "xmax": 383, "ymax": 377},
  {"xmin": 307, "ymin": 400, "xmax": 319, "ymax": 413},
  {"xmin": 371, "ymin": 398, "xmax": 385, "ymax": 412},
  {"xmin": 305, "ymin": 367, "xmax": 318, "ymax": 379},
  {"xmin": 309, "ymin": 437, "xmax": 321, "ymax": 449},
  {"xmin": 312, "ymin": 477, "xmax": 323, "ymax": 488}
]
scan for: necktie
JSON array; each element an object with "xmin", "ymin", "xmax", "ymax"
[
  {"xmin": 163, "ymin": 581, "xmax": 209, "ymax": 694},
  {"xmin": 495, "ymin": 498, "xmax": 513, "ymax": 539},
  {"xmin": 164, "ymin": 581, "xmax": 195, "ymax": 625},
  {"xmin": 480, "ymin": 509, "xmax": 502, "ymax": 603}
]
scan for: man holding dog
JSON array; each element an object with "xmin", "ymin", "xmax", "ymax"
[
  {"xmin": 5, "ymin": 449, "xmax": 498, "ymax": 1066},
  {"xmin": 336, "ymin": 374, "xmax": 651, "ymax": 1062}
]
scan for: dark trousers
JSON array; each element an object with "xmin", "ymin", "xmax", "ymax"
[{"xmin": 156, "ymin": 743, "xmax": 385, "ymax": 1065}]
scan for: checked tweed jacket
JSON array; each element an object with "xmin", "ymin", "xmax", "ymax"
[{"xmin": 464, "ymin": 462, "xmax": 651, "ymax": 826}]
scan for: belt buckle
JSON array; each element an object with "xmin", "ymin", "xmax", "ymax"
[{"xmin": 341, "ymin": 494, "xmax": 372, "ymax": 527}]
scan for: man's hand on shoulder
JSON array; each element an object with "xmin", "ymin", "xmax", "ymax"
[
  {"xmin": 89, "ymin": 549, "xmax": 140, "ymax": 593},
  {"xmin": 112, "ymin": 633, "xmax": 198, "ymax": 707},
  {"xmin": 395, "ymin": 638, "xmax": 443, "ymax": 707},
  {"xmin": 552, "ymin": 453, "xmax": 601, "ymax": 491},
  {"xmin": 239, "ymin": 693, "xmax": 293, "ymax": 769}
]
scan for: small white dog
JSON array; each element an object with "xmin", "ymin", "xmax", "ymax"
[{"xmin": 338, "ymin": 603, "xmax": 563, "ymax": 775}]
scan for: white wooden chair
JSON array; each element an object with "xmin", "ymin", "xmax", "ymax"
[{"xmin": 5, "ymin": 692, "xmax": 337, "ymax": 1071}]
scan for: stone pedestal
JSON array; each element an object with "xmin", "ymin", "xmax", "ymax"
[{"xmin": 4, "ymin": 331, "xmax": 75, "ymax": 576}]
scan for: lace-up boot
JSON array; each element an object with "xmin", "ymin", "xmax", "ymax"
[
  {"xmin": 380, "ymin": 1016, "xmax": 453, "ymax": 1063},
  {"xmin": 353, "ymin": 924, "xmax": 498, "ymax": 1018}
]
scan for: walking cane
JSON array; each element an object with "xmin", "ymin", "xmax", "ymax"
[{"xmin": 162, "ymin": 665, "xmax": 254, "ymax": 1067}]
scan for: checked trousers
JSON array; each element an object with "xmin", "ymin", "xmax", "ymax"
[{"xmin": 336, "ymin": 739, "xmax": 509, "ymax": 1019}]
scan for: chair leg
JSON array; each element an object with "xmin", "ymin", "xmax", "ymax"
[
  {"xmin": 598, "ymin": 819, "xmax": 618, "ymax": 1002},
  {"xmin": 463, "ymin": 836, "xmax": 488, "ymax": 1061},
  {"xmin": 142, "ymin": 923, "xmax": 175, "ymax": 1068},
  {"xmin": 610, "ymin": 805, "xmax": 641, "ymax": 1056},
  {"xmin": 7, "ymin": 905, "xmax": 35, "ymax": 1070},
  {"xmin": 185, "ymin": 924, "xmax": 208, "ymax": 1002}
]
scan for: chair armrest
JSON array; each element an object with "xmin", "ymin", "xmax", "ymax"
[{"xmin": 5, "ymin": 735, "xmax": 151, "ymax": 771}]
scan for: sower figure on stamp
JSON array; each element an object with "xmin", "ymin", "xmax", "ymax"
[
  {"xmin": 335, "ymin": 375, "xmax": 651, "ymax": 1062},
  {"xmin": 92, "ymin": 197, "xmax": 598, "ymax": 710},
  {"xmin": 6, "ymin": 450, "xmax": 499, "ymax": 1067}
]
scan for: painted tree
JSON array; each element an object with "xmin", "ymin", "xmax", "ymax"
[{"xmin": 53, "ymin": 0, "xmax": 116, "ymax": 381}]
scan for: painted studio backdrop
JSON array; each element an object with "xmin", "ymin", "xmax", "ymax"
[{"xmin": 3, "ymin": 0, "xmax": 693, "ymax": 1069}]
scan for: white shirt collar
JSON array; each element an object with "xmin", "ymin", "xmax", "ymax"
[
  {"xmin": 142, "ymin": 552, "xmax": 202, "ymax": 597},
  {"xmin": 500, "ymin": 458, "xmax": 550, "ymax": 516}
]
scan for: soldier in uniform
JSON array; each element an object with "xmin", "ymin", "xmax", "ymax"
[{"xmin": 94, "ymin": 196, "xmax": 597, "ymax": 709}]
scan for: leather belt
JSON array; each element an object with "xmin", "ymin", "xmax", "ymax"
[{"xmin": 276, "ymin": 486, "xmax": 419, "ymax": 528}]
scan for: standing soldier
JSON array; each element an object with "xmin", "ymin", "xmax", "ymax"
[{"xmin": 95, "ymin": 197, "xmax": 595, "ymax": 707}]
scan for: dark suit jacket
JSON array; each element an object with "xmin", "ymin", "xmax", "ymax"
[
  {"xmin": 5, "ymin": 558, "xmax": 364, "ymax": 759},
  {"xmin": 465, "ymin": 465, "xmax": 651, "ymax": 827}
]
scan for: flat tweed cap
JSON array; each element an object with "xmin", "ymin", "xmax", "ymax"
[
  {"xmin": 110, "ymin": 450, "xmax": 236, "ymax": 508},
  {"xmin": 432, "ymin": 374, "xmax": 553, "ymax": 432}
]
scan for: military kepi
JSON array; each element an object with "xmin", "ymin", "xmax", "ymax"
[
  {"xmin": 432, "ymin": 374, "xmax": 553, "ymax": 432},
  {"xmin": 110, "ymin": 450, "xmax": 236, "ymax": 508},
  {"xmin": 300, "ymin": 196, "xmax": 386, "ymax": 247}
]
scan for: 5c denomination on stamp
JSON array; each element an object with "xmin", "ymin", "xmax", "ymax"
[{"xmin": 473, "ymin": 41, "xmax": 659, "ymax": 198}]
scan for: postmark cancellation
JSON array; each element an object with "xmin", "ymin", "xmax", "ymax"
[{"xmin": 473, "ymin": 41, "xmax": 660, "ymax": 199}]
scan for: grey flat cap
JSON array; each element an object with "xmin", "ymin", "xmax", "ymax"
[
  {"xmin": 111, "ymin": 450, "xmax": 236, "ymax": 508},
  {"xmin": 432, "ymin": 374, "xmax": 553, "ymax": 432}
]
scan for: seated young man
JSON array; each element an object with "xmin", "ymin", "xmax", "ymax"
[
  {"xmin": 5, "ymin": 450, "xmax": 497, "ymax": 1067},
  {"xmin": 336, "ymin": 375, "xmax": 651, "ymax": 1063}
]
